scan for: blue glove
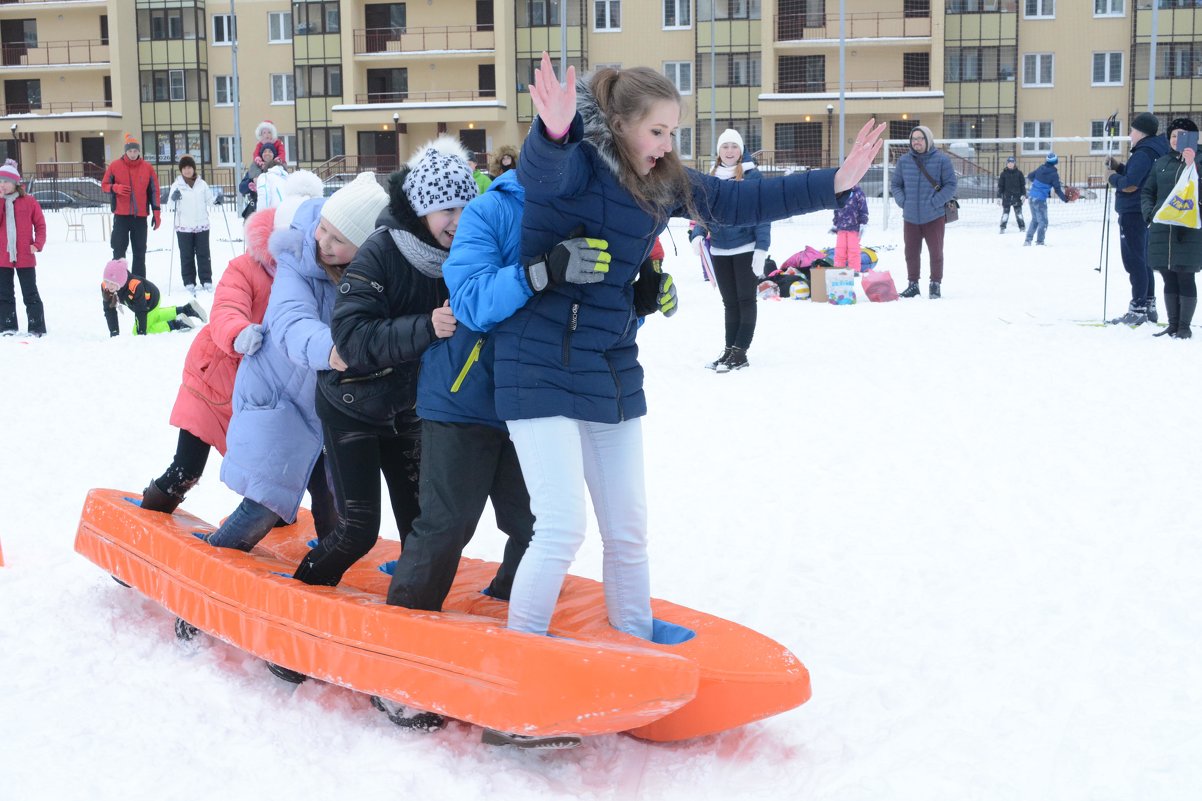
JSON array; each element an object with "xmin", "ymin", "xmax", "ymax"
[
  {"xmin": 233, "ymin": 323, "xmax": 264, "ymax": 356},
  {"xmin": 171, "ymin": 189, "xmax": 182, "ymax": 202},
  {"xmin": 213, "ymin": 190, "xmax": 224, "ymax": 205}
]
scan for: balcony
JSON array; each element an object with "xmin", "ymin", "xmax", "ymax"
[
  {"xmin": 353, "ymin": 89, "xmax": 495, "ymax": 105},
  {"xmin": 353, "ymin": 26, "xmax": 495, "ymax": 55},
  {"xmin": 772, "ymin": 79, "xmax": 931, "ymax": 94},
  {"xmin": 775, "ymin": 12, "xmax": 932, "ymax": 42},
  {"xmin": 2, "ymin": 99, "xmax": 112, "ymax": 116},
  {"xmin": 1, "ymin": 39, "xmax": 109, "ymax": 67}
]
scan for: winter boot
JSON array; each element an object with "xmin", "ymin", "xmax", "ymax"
[
  {"xmin": 716, "ymin": 346, "xmax": 748, "ymax": 373},
  {"xmin": 1146, "ymin": 296, "xmax": 1158, "ymax": 324},
  {"xmin": 482, "ymin": 728, "xmax": 582, "ymax": 750},
  {"xmin": 168, "ymin": 315, "xmax": 195, "ymax": 332},
  {"xmin": 1154, "ymin": 292, "xmax": 1179, "ymax": 337},
  {"xmin": 1177, "ymin": 296, "xmax": 1197, "ymax": 339},
  {"xmin": 140, "ymin": 479, "xmax": 183, "ymax": 514},
  {"xmin": 178, "ymin": 300, "xmax": 208, "ymax": 323},
  {"xmin": 900, "ymin": 281, "xmax": 921, "ymax": 298},
  {"xmin": 1110, "ymin": 300, "xmax": 1148, "ymax": 327},
  {"xmin": 1017, "ymin": 213, "xmax": 1026, "ymax": 232},
  {"xmin": 266, "ymin": 662, "xmax": 309, "ymax": 684},
  {"xmin": 705, "ymin": 346, "xmax": 732, "ymax": 370},
  {"xmin": 929, "ymin": 281, "xmax": 941, "ymax": 299},
  {"xmin": 370, "ymin": 695, "xmax": 446, "ymax": 732}
]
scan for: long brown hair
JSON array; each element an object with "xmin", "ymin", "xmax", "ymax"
[{"xmin": 589, "ymin": 67, "xmax": 697, "ymax": 222}]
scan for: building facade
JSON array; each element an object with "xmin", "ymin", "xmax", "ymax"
[{"xmin": 2, "ymin": 0, "xmax": 1200, "ymax": 185}]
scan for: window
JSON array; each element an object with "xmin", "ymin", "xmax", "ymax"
[
  {"xmin": 1022, "ymin": 120, "xmax": 1052, "ymax": 153},
  {"xmin": 904, "ymin": 0, "xmax": 932, "ymax": 17},
  {"xmin": 698, "ymin": 0, "xmax": 761, "ymax": 20},
  {"xmin": 1094, "ymin": 0, "xmax": 1123, "ymax": 14},
  {"xmin": 213, "ymin": 14, "xmax": 236, "ymax": 44},
  {"xmin": 217, "ymin": 135, "xmax": 237, "ymax": 166},
  {"xmin": 700, "ymin": 52, "xmax": 761, "ymax": 87},
  {"xmin": 947, "ymin": 46, "xmax": 1016, "ymax": 82},
  {"xmin": 1022, "ymin": 53, "xmax": 1053, "ymax": 86},
  {"xmin": 674, "ymin": 127, "xmax": 694, "ymax": 160},
  {"xmin": 774, "ymin": 121, "xmax": 823, "ymax": 166},
  {"xmin": 138, "ymin": 8, "xmax": 200, "ymax": 40},
  {"xmin": 1024, "ymin": 0, "xmax": 1053, "ymax": 17},
  {"xmin": 295, "ymin": 65, "xmax": 342, "ymax": 98},
  {"xmin": 595, "ymin": 0, "xmax": 621, "ymax": 30},
  {"xmin": 2, "ymin": 79, "xmax": 41, "ymax": 114},
  {"xmin": 140, "ymin": 69, "xmax": 199, "ymax": 102},
  {"xmin": 664, "ymin": 61, "xmax": 692, "ymax": 95},
  {"xmin": 366, "ymin": 68, "xmax": 408, "ymax": 102},
  {"xmin": 280, "ymin": 135, "xmax": 297, "ymax": 163},
  {"xmin": 903, "ymin": 52, "xmax": 930, "ymax": 88},
  {"xmin": 777, "ymin": 55, "xmax": 824, "ymax": 92},
  {"xmin": 150, "ymin": 131, "xmax": 208, "ymax": 165},
  {"xmin": 268, "ymin": 11, "xmax": 292, "ymax": 43},
  {"xmin": 215, "ymin": 75, "xmax": 237, "ymax": 105},
  {"xmin": 299, "ymin": 127, "xmax": 345, "ymax": 162},
  {"xmin": 1090, "ymin": 119, "xmax": 1118, "ymax": 153},
  {"xmin": 664, "ymin": 0, "xmax": 690, "ymax": 28},
  {"xmin": 1092, "ymin": 52, "xmax": 1123, "ymax": 85},
  {"xmin": 271, "ymin": 73, "xmax": 295, "ymax": 103},
  {"xmin": 947, "ymin": 0, "xmax": 1019, "ymax": 10},
  {"xmin": 169, "ymin": 69, "xmax": 185, "ymax": 101},
  {"xmin": 1133, "ymin": 42, "xmax": 1202, "ymax": 79},
  {"xmin": 294, "ymin": 2, "xmax": 341, "ymax": 35}
]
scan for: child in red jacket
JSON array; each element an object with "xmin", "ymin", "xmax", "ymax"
[
  {"xmin": 0, "ymin": 159, "xmax": 47, "ymax": 336},
  {"xmin": 252, "ymin": 120, "xmax": 286, "ymax": 169}
]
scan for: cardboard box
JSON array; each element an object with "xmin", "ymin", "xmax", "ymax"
[{"xmin": 809, "ymin": 266, "xmax": 829, "ymax": 303}]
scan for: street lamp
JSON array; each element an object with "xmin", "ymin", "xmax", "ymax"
[
  {"xmin": 826, "ymin": 105, "xmax": 834, "ymax": 168},
  {"xmin": 393, "ymin": 112, "xmax": 401, "ymax": 170}
]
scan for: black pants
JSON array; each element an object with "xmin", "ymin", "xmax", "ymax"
[
  {"xmin": 293, "ymin": 418, "xmax": 422, "ymax": 587},
  {"xmin": 111, "ymin": 215, "xmax": 149, "ymax": 278},
  {"xmin": 1161, "ymin": 269, "xmax": 1198, "ymax": 298},
  {"xmin": 154, "ymin": 428, "xmax": 212, "ymax": 498},
  {"xmin": 177, "ymin": 230, "xmax": 212, "ymax": 286},
  {"xmin": 712, "ymin": 251, "xmax": 758, "ymax": 350},
  {"xmin": 1000, "ymin": 195, "xmax": 1025, "ymax": 230},
  {"xmin": 0, "ymin": 266, "xmax": 45, "ymax": 334},
  {"xmin": 386, "ymin": 421, "xmax": 534, "ymax": 610}
]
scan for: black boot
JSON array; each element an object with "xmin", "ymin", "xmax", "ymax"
[
  {"xmin": 705, "ymin": 346, "xmax": 732, "ymax": 370},
  {"xmin": 900, "ymin": 281, "xmax": 921, "ymax": 298},
  {"xmin": 1146, "ymin": 296, "xmax": 1159, "ymax": 324},
  {"xmin": 929, "ymin": 281, "xmax": 941, "ymax": 299},
  {"xmin": 140, "ymin": 479, "xmax": 183, "ymax": 514},
  {"xmin": 1154, "ymin": 292, "xmax": 1178, "ymax": 337},
  {"xmin": 1177, "ymin": 296, "xmax": 1196, "ymax": 339},
  {"xmin": 716, "ymin": 346, "xmax": 748, "ymax": 372}
]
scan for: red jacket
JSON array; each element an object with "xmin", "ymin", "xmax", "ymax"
[
  {"xmin": 168, "ymin": 208, "xmax": 277, "ymax": 454},
  {"xmin": 0, "ymin": 194, "xmax": 47, "ymax": 268},
  {"xmin": 101, "ymin": 155, "xmax": 160, "ymax": 217}
]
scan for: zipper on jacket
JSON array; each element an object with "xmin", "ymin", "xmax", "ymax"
[
  {"xmin": 344, "ymin": 271, "xmax": 384, "ymax": 292},
  {"xmin": 338, "ymin": 366, "xmax": 394, "ymax": 384},
  {"xmin": 607, "ymin": 356, "xmax": 624, "ymax": 422},
  {"xmin": 562, "ymin": 301, "xmax": 579, "ymax": 367},
  {"xmin": 450, "ymin": 336, "xmax": 486, "ymax": 393}
]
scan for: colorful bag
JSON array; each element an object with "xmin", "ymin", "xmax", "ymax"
[
  {"xmin": 780, "ymin": 245, "xmax": 827, "ymax": 271},
  {"xmin": 861, "ymin": 269, "xmax": 899, "ymax": 302},
  {"xmin": 1153, "ymin": 162, "xmax": 1201, "ymax": 229},
  {"xmin": 827, "ymin": 268, "xmax": 857, "ymax": 305}
]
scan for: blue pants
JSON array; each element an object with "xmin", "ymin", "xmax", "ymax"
[
  {"xmin": 1118, "ymin": 211, "xmax": 1153, "ymax": 303},
  {"xmin": 207, "ymin": 455, "xmax": 335, "ymax": 550},
  {"xmin": 1025, "ymin": 199, "xmax": 1048, "ymax": 244}
]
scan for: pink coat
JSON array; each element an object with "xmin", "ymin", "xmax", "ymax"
[
  {"xmin": 0, "ymin": 194, "xmax": 47, "ymax": 268},
  {"xmin": 169, "ymin": 208, "xmax": 277, "ymax": 454}
]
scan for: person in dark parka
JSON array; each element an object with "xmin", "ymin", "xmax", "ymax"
[
  {"xmin": 997, "ymin": 156, "xmax": 1026, "ymax": 234},
  {"xmin": 1142, "ymin": 117, "xmax": 1202, "ymax": 339}
]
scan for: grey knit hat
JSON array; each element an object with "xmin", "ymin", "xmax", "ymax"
[{"xmin": 401, "ymin": 136, "xmax": 478, "ymax": 217}]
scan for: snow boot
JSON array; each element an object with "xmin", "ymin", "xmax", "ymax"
[
  {"xmin": 168, "ymin": 315, "xmax": 194, "ymax": 332},
  {"xmin": 716, "ymin": 346, "xmax": 748, "ymax": 373},
  {"xmin": 140, "ymin": 479, "xmax": 183, "ymax": 514},
  {"xmin": 1110, "ymin": 300, "xmax": 1148, "ymax": 327},
  {"xmin": 481, "ymin": 728, "xmax": 582, "ymax": 750},
  {"xmin": 1154, "ymin": 292, "xmax": 1178, "ymax": 337},
  {"xmin": 174, "ymin": 618, "xmax": 200, "ymax": 641},
  {"xmin": 178, "ymin": 300, "xmax": 208, "ymax": 323},
  {"xmin": 1177, "ymin": 296, "xmax": 1196, "ymax": 339},
  {"xmin": 184, "ymin": 284, "xmax": 197, "ymax": 296},
  {"xmin": 369, "ymin": 695, "xmax": 446, "ymax": 732},
  {"xmin": 900, "ymin": 281, "xmax": 921, "ymax": 298},
  {"xmin": 929, "ymin": 281, "xmax": 941, "ymax": 299},
  {"xmin": 266, "ymin": 662, "xmax": 308, "ymax": 684},
  {"xmin": 1146, "ymin": 296, "xmax": 1158, "ymax": 324},
  {"xmin": 705, "ymin": 346, "xmax": 732, "ymax": 370}
]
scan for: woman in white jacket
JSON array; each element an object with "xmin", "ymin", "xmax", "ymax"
[{"xmin": 169, "ymin": 155, "xmax": 217, "ymax": 292}]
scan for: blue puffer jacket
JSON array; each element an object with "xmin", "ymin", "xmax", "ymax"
[
  {"xmin": 220, "ymin": 199, "xmax": 336, "ymax": 521},
  {"xmin": 418, "ymin": 171, "xmax": 529, "ymax": 429},
  {"xmin": 890, "ymin": 147, "xmax": 958, "ymax": 225},
  {"xmin": 500, "ymin": 79, "xmax": 840, "ymax": 424},
  {"xmin": 687, "ymin": 159, "xmax": 771, "ymax": 251},
  {"xmin": 1027, "ymin": 164, "xmax": 1067, "ymax": 202},
  {"xmin": 1109, "ymin": 133, "xmax": 1171, "ymax": 214}
]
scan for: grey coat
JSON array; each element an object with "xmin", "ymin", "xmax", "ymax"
[
  {"xmin": 1142, "ymin": 151, "xmax": 1202, "ymax": 272},
  {"xmin": 891, "ymin": 148, "xmax": 958, "ymax": 225}
]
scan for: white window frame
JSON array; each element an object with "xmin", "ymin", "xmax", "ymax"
[
  {"xmin": 279, "ymin": 134, "xmax": 296, "ymax": 163},
  {"xmin": 1022, "ymin": 120, "xmax": 1053, "ymax": 153},
  {"xmin": 270, "ymin": 73, "xmax": 295, "ymax": 104},
  {"xmin": 1024, "ymin": 0, "xmax": 1054, "ymax": 18},
  {"xmin": 214, "ymin": 75, "xmax": 236, "ymax": 106},
  {"xmin": 663, "ymin": 0, "xmax": 691, "ymax": 30},
  {"xmin": 1022, "ymin": 53, "xmax": 1054, "ymax": 87},
  {"xmin": 169, "ymin": 69, "xmax": 185, "ymax": 101},
  {"xmin": 268, "ymin": 11, "xmax": 293, "ymax": 43},
  {"xmin": 674, "ymin": 126, "xmax": 693, "ymax": 160},
  {"xmin": 217, "ymin": 135, "xmax": 237, "ymax": 166},
  {"xmin": 1092, "ymin": 52, "xmax": 1123, "ymax": 86},
  {"xmin": 1093, "ymin": 0, "xmax": 1123, "ymax": 16},
  {"xmin": 664, "ymin": 61, "xmax": 693, "ymax": 95},
  {"xmin": 1089, "ymin": 120, "xmax": 1112, "ymax": 154},
  {"xmin": 212, "ymin": 14, "xmax": 236, "ymax": 45},
  {"xmin": 594, "ymin": 0, "xmax": 621, "ymax": 32}
]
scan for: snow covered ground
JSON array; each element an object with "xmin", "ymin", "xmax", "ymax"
[{"xmin": 1, "ymin": 198, "xmax": 1199, "ymax": 801}]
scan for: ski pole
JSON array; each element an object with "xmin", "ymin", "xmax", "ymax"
[
  {"xmin": 219, "ymin": 196, "xmax": 237, "ymax": 257},
  {"xmin": 167, "ymin": 200, "xmax": 178, "ymax": 294}
]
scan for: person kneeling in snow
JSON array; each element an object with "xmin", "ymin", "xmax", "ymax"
[{"xmin": 101, "ymin": 259, "xmax": 207, "ymax": 336}]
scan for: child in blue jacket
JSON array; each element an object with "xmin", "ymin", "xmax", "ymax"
[{"xmin": 1025, "ymin": 152, "xmax": 1069, "ymax": 246}]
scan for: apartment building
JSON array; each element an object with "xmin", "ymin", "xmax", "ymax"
[{"xmin": 1, "ymin": 0, "xmax": 1200, "ymax": 183}]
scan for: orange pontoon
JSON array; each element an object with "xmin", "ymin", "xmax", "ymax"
[{"xmin": 74, "ymin": 488, "xmax": 810, "ymax": 740}]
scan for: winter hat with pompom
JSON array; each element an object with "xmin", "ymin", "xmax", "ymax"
[
  {"xmin": 0, "ymin": 159, "xmax": 21, "ymax": 183},
  {"xmin": 124, "ymin": 133, "xmax": 141, "ymax": 153},
  {"xmin": 102, "ymin": 259, "xmax": 128, "ymax": 286},
  {"xmin": 1045, "ymin": 152, "xmax": 1058, "ymax": 165},
  {"xmin": 320, "ymin": 172, "xmax": 389, "ymax": 248},
  {"xmin": 401, "ymin": 136, "xmax": 478, "ymax": 217}
]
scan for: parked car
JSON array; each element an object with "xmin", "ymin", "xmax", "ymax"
[{"xmin": 30, "ymin": 190, "xmax": 102, "ymax": 210}]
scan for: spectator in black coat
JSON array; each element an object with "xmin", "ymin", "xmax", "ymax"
[{"xmin": 997, "ymin": 156, "xmax": 1026, "ymax": 234}]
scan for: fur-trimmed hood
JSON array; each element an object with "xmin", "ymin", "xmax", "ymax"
[
  {"xmin": 243, "ymin": 207, "xmax": 278, "ymax": 275},
  {"xmin": 576, "ymin": 75, "xmax": 623, "ymax": 178}
]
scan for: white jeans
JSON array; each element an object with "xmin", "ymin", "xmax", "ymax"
[{"xmin": 505, "ymin": 416, "xmax": 652, "ymax": 639}]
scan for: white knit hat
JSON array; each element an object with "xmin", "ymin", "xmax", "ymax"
[
  {"xmin": 0, "ymin": 159, "xmax": 21, "ymax": 183},
  {"xmin": 401, "ymin": 136, "xmax": 478, "ymax": 217},
  {"xmin": 716, "ymin": 129, "xmax": 745, "ymax": 153},
  {"xmin": 320, "ymin": 172, "xmax": 388, "ymax": 248},
  {"xmin": 255, "ymin": 120, "xmax": 279, "ymax": 140},
  {"xmin": 274, "ymin": 170, "xmax": 325, "ymax": 231}
]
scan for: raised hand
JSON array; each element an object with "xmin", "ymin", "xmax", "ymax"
[
  {"xmin": 529, "ymin": 51, "xmax": 576, "ymax": 138},
  {"xmin": 834, "ymin": 118, "xmax": 887, "ymax": 194}
]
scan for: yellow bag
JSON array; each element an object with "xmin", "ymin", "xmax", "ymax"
[{"xmin": 1153, "ymin": 162, "xmax": 1201, "ymax": 229}]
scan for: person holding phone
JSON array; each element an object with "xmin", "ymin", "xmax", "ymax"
[{"xmin": 1142, "ymin": 117, "xmax": 1202, "ymax": 339}]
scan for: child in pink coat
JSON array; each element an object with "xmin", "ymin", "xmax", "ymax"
[
  {"xmin": 0, "ymin": 159, "xmax": 48, "ymax": 335},
  {"xmin": 140, "ymin": 207, "xmax": 279, "ymax": 513}
]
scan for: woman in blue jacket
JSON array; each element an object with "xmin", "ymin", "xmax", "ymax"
[
  {"xmin": 689, "ymin": 128, "xmax": 770, "ymax": 372},
  {"xmin": 464, "ymin": 53, "xmax": 882, "ymax": 645}
]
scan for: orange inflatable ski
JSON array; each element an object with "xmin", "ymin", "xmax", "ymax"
[{"xmin": 74, "ymin": 488, "xmax": 810, "ymax": 740}]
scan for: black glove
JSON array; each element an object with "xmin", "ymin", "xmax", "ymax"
[
  {"xmin": 213, "ymin": 190, "xmax": 224, "ymax": 205},
  {"xmin": 525, "ymin": 236, "xmax": 610, "ymax": 292},
  {"xmin": 1106, "ymin": 157, "xmax": 1124, "ymax": 172},
  {"xmin": 634, "ymin": 259, "xmax": 678, "ymax": 318},
  {"xmin": 171, "ymin": 189, "xmax": 182, "ymax": 202}
]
